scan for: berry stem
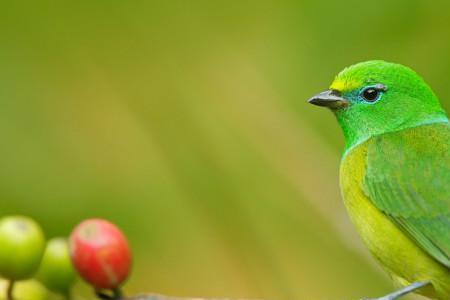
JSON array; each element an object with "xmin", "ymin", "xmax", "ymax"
[
  {"xmin": 95, "ymin": 288, "xmax": 124, "ymax": 300},
  {"xmin": 113, "ymin": 288, "xmax": 123, "ymax": 299},
  {"xmin": 95, "ymin": 289, "xmax": 112, "ymax": 299},
  {"xmin": 6, "ymin": 280, "xmax": 15, "ymax": 300}
]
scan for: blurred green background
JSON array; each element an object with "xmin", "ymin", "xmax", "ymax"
[{"xmin": 1, "ymin": 1, "xmax": 449, "ymax": 299}]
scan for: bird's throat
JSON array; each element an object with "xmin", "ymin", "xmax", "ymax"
[{"xmin": 340, "ymin": 113, "xmax": 449, "ymax": 158}]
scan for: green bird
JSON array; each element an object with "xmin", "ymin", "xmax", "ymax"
[{"xmin": 308, "ymin": 60, "xmax": 450, "ymax": 300}]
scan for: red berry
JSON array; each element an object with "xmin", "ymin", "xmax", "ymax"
[{"xmin": 69, "ymin": 219, "xmax": 132, "ymax": 289}]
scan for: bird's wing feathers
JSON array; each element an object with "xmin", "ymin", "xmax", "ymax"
[{"xmin": 363, "ymin": 122, "xmax": 450, "ymax": 267}]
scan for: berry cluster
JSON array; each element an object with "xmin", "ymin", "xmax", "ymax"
[{"xmin": 0, "ymin": 216, "xmax": 132, "ymax": 300}]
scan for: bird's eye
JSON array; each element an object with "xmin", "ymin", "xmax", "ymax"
[
  {"xmin": 360, "ymin": 85, "xmax": 385, "ymax": 103},
  {"xmin": 362, "ymin": 88, "xmax": 379, "ymax": 102}
]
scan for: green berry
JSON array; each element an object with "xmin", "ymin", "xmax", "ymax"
[
  {"xmin": 0, "ymin": 216, "xmax": 46, "ymax": 280},
  {"xmin": 0, "ymin": 279, "xmax": 48, "ymax": 300},
  {"xmin": 37, "ymin": 238, "xmax": 76, "ymax": 294}
]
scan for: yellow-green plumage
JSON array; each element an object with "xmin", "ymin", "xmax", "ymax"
[{"xmin": 341, "ymin": 124, "xmax": 450, "ymax": 299}]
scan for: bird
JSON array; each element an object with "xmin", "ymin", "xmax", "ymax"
[{"xmin": 308, "ymin": 60, "xmax": 450, "ymax": 300}]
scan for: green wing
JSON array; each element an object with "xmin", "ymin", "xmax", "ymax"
[{"xmin": 363, "ymin": 122, "xmax": 450, "ymax": 268}]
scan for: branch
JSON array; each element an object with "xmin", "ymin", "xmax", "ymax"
[{"xmin": 123, "ymin": 294, "xmax": 249, "ymax": 300}]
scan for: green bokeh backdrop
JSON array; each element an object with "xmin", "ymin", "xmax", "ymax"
[{"xmin": 1, "ymin": 1, "xmax": 449, "ymax": 299}]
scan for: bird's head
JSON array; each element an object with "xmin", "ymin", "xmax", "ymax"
[{"xmin": 308, "ymin": 60, "xmax": 447, "ymax": 151}]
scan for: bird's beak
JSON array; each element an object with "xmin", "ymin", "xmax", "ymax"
[{"xmin": 308, "ymin": 90, "xmax": 349, "ymax": 109}]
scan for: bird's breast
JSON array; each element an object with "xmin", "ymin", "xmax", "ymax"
[{"xmin": 340, "ymin": 141, "xmax": 444, "ymax": 298}]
